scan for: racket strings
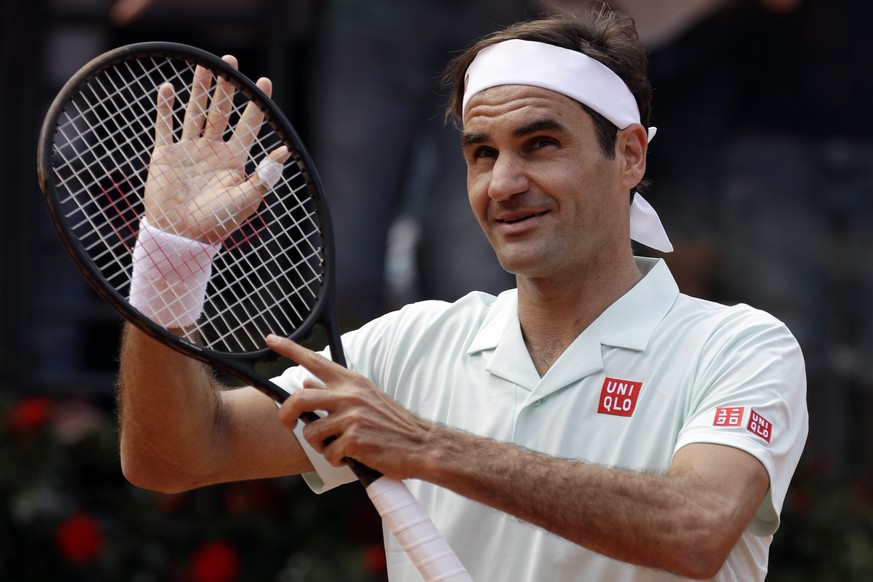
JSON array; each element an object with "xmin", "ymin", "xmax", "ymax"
[{"xmin": 50, "ymin": 54, "xmax": 328, "ymax": 355}]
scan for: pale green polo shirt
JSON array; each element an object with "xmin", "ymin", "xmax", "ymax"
[{"xmin": 274, "ymin": 257, "xmax": 808, "ymax": 582}]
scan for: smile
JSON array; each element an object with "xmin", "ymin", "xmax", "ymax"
[{"xmin": 497, "ymin": 211, "xmax": 548, "ymax": 225}]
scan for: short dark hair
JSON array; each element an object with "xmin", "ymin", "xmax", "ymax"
[{"xmin": 441, "ymin": 11, "xmax": 652, "ymax": 160}]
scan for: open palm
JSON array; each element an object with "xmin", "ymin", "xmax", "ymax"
[{"xmin": 143, "ymin": 55, "xmax": 289, "ymax": 244}]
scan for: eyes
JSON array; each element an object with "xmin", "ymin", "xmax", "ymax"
[
  {"xmin": 469, "ymin": 145, "xmax": 497, "ymax": 160},
  {"xmin": 528, "ymin": 135, "xmax": 560, "ymax": 150},
  {"xmin": 466, "ymin": 135, "xmax": 561, "ymax": 162}
]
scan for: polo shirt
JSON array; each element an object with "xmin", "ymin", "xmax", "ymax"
[{"xmin": 273, "ymin": 257, "xmax": 808, "ymax": 581}]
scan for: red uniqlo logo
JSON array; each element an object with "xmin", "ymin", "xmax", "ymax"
[
  {"xmin": 747, "ymin": 410, "xmax": 773, "ymax": 443},
  {"xmin": 713, "ymin": 407, "xmax": 744, "ymax": 427},
  {"xmin": 598, "ymin": 377, "xmax": 642, "ymax": 417}
]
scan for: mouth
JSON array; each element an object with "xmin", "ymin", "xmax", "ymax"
[{"xmin": 496, "ymin": 211, "xmax": 549, "ymax": 225}]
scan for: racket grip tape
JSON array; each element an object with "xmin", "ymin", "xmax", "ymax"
[{"xmin": 366, "ymin": 477, "xmax": 473, "ymax": 582}]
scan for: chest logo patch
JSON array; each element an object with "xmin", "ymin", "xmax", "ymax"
[{"xmin": 598, "ymin": 377, "xmax": 642, "ymax": 417}]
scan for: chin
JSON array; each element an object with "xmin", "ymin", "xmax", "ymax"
[{"xmin": 496, "ymin": 254, "xmax": 547, "ymax": 278}]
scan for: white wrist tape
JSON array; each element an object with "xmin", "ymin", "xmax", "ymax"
[{"xmin": 128, "ymin": 218, "xmax": 221, "ymax": 328}]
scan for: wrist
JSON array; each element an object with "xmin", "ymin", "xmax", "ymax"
[
  {"xmin": 416, "ymin": 422, "xmax": 480, "ymax": 485},
  {"xmin": 128, "ymin": 217, "xmax": 221, "ymax": 328}
]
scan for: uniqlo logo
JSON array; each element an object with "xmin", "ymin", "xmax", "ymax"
[
  {"xmin": 597, "ymin": 377, "xmax": 642, "ymax": 417},
  {"xmin": 747, "ymin": 410, "xmax": 773, "ymax": 443},
  {"xmin": 713, "ymin": 407, "xmax": 744, "ymax": 427}
]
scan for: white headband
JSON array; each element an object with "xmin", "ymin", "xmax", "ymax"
[{"xmin": 462, "ymin": 39, "xmax": 672, "ymax": 253}]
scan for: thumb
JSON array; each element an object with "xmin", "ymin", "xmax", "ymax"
[{"xmin": 249, "ymin": 146, "xmax": 289, "ymax": 193}]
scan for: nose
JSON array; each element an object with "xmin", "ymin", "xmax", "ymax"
[{"xmin": 487, "ymin": 153, "xmax": 529, "ymax": 201}]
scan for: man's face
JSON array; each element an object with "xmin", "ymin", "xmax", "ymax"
[{"xmin": 462, "ymin": 85, "xmax": 633, "ymax": 281}]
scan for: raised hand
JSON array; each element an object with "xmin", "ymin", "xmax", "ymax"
[{"xmin": 144, "ymin": 55, "xmax": 290, "ymax": 244}]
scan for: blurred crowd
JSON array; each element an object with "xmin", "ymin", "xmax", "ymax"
[
  {"xmin": 29, "ymin": 0, "xmax": 873, "ymax": 478},
  {"xmin": 298, "ymin": 0, "xmax": 873, "ymax": 479},
  {"xmin": 4, "ymin": 0, "xmax": 872, "ymax": 578}
]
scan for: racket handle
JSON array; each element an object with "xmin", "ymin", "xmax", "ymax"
[
  {"xmin": 298, "ymin": 410, "xmax": 470, "ymax": 580},
  {"xmin": 366, "ymin": 476, "xmax": 473, "ymax": 582}
]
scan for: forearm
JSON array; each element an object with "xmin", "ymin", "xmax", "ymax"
[
  {"xmin": 118, "ymin": 324, "xmax": 229, "ymax": 492},
  {"xmin": 417, "ymin": 427, "xmax": 756, "ymax": 579},
  {"xmin": 119, "ymin": 326, "xmax": 318, "ymax": 492}
]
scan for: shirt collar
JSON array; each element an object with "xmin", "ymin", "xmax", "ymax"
[
  {"xmin": 599, "ymin": 257, "xmax": 679, "ymax": 351},
  {"xmin": 467, "ymin": 257, "xmax": 679, "ymax": 356}
]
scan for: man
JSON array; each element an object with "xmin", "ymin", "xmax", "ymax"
[{"xmin": 119, "ymin": 10, "xmax": 808, "ymax": 581}]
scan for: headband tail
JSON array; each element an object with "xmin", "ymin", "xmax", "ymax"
[{"xmin": 630, "ymin": 192, "xmax": 673, "ymax": 253}]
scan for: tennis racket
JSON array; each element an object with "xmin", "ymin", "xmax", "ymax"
[{"xmin": 36, "ymin": 42, "xmax": 471, "ymax": 582}]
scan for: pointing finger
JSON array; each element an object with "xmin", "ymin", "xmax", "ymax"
[{"xmin": 266, "ymin": 334, "xmax": 348, "ymax": 382}]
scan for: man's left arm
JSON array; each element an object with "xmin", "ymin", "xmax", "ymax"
[
  {"xmin": 270, "ymin": 335, "xmax": 769, "ymax": 580},
  {"xmin": 405, "ymin": 426, "xmax": 767, "ymax": 580}
]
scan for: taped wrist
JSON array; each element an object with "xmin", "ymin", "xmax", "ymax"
[{"xmin": 128, "ymin": 218, "xmax": 221, "ymax": 328}]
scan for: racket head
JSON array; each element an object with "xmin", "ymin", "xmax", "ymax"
[{"xmin": 37, "ymin": 42, "xmax": 342, "ymax": 372}]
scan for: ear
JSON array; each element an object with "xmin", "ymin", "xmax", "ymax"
[{"xmin": 617, "ymin": 124, "xmax": 647, "ymax": 190}]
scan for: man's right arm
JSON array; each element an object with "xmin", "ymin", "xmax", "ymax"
[{"xmin": 118, "ymin": 324, "xmax": 313, "ymax": 493}]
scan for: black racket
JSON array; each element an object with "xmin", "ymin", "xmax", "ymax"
[{"xmin": 37, "ymin": 42, "xmax": 470, "ymax": 582}]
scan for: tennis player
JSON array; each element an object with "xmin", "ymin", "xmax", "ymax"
[{"xmin": 119, "ymin": 10, "xmax": 808, "ymax": 581}]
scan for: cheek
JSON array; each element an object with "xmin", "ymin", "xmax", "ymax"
[{"xmin": 466, "ymin": 172, "xmax": 490, "ymax": 224}]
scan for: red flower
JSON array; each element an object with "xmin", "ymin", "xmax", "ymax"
[
  {"xmin": 190, "ymin": 541, "xmax": 240, "ymax": 582},
  {"xmin": 222, "ymin": 480, "xmax": 279, "ymax": 513},
  {"xmin": 55, "ymin": 513, "xmax": 105, "ymax": 565},
  {"xmin": 789, "ymin": 488, "xmax": 812, "ymax": 514},
  {"xmin": 7, "ymin": 397, "xmax": 52, "ymax": 434},
  {"xmin": 222, "ymin": 484, "xmax": 252, "ymax": 514},
  {"xmin": 364, "ymin": 543, "xmax": 387, "ymax": 576},
  {"xmin": 155, "ymin": 491, "xmax": 187, "ymax": 513}
]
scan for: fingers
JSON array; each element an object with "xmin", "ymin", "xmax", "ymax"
[
  {"xmin": 203, "ymin": 55, "xmax": 238, "ymax": 140},
  {"xmin": 179, "ymin": 57, "xmax": 276, "ymax": 162},
  {"xmin": 228, "ymin": 76, "xmax": 272, "ymax": 154},
  {"xmin": 266, "ymin": 335, "xmax": 348, "ymax": 382},
  {"xmin": 153, "ymin": 82, "xmax": 175, "ymax": 148},
  {"xmin": 181, "ymin": 64, "xmax": 212, "ymax": 140},
  {"xmin": 267, "ymin": 335, "xmax": 343, "ymax": 433},
  {"xmin": 278, "ymin": 389, "xmax": 345, "ymax": 464},
  {"xmin": 218, "ymin": 146, "xmax": 289, "ymax": 235},
  {"xmin": 249, "ymin": 146, "xmax": 290, "ymax": 193},
  {"xmin": 269, "ymin": 335, "xmax": 383, "ymax": 467},
  {"xmin": 302, "ymin": 377, "xmax": 327, "ymax": 390}
]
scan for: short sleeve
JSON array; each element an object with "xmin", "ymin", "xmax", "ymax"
[{"xmin": 674, "ymin": 310, "xmax": 809, "ymax": 535}]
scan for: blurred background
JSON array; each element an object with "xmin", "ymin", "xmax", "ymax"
[{"xmin": 2, "ymin": 0, "xmax": 872, "ymax": 579}]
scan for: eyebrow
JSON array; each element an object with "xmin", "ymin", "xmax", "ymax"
[{"xmin": 461, "ymin": 117, "xmax": 568, "ymax": 147}]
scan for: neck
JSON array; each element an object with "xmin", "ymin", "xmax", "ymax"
[{"xmin": 516, "ymin": 253, "xmax": 642, "ymax": 376}]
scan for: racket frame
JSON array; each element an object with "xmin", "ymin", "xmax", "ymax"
[
  {"xmin": 36, "ymin": 41, "xmax": 345, "ymax": 405},
  {"xmin": 36, "ymin": 42, "xmax": 472, "ymax": 581}
]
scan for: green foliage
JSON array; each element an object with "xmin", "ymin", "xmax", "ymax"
[
  {"xmin": 0, "ymin": 392, "xmax": 387, "ymax": 582},
  {"xmin": 3, "ymin": 391, "xmax": 872, "ymax": 581},
  {"xmin": 769, "ymin": 459, "xmax": 873, "ymax": 581}
]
